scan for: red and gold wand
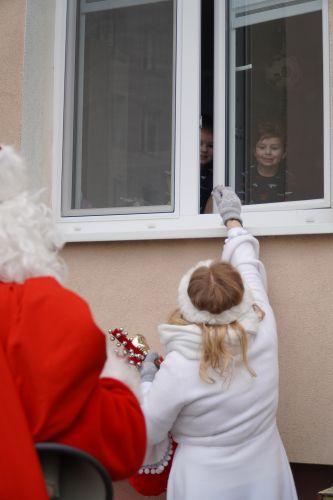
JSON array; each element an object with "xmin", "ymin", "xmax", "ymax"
[{"xmin": 108, "ymin": 328, "xmax": 163, "ymax": 368}]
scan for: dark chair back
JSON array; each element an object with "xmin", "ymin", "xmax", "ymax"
[
  {"xmin": 290, "ymin": 462, "xmax": 333, "ymax": 500},
  {"xmin": 36, "ymin": 442, "xmax": 113, "ymax": 500}
]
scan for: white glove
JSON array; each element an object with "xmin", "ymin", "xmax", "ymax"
[{"xmin": 212, "ymin": 185, "xmax": 243, "ymax": 225}]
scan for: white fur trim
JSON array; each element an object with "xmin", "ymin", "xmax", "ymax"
[
  {"xmin": 139, "ymin": 433, "xmax": 174, "ymax": 473},
  {"xmin": 159, "ymin": 323, "xmax": 203, "ymax": 359},
  {"xmin": 178, "ymin": 259, "xmax": 259, "ymax": 334},
  {"xmin": 100, "ymin": 348, "xmax": 141, "ymax": 398}
]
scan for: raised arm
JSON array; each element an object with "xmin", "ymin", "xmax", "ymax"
[{"xmin": 212, "ymin": 186, "xmax": 269, "ymax": 307}]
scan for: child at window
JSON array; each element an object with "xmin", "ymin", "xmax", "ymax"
[
  {"xmin": 200, "ymin": 114, "xmax": 214, "ymax": 213},
  {"xmin": 138, "ymin": 185, "xmax": 298, "ymax": 500},
  {"xmin": 238, "ymin": 121, "xmax": 295, "ymax": 204}
]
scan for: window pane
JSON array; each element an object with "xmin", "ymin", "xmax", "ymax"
[
  {"xmin": 229, "ymin": 0, "xmax": 324, "ymax": 205},
  {"xmin": 66, "ymin": 0, "xmax": 175, "ymax": 214}
]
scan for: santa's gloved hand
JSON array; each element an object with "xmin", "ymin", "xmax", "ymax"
[
  {"xmin": 140, "ymin": 352, "xmax": 160, "ymax": 382},
  {"xmin": 212, "ymin": 185, "xmax": 242, "ymax": 226}
]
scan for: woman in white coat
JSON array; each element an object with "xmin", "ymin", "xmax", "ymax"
[{"xmin": 139, "ymin": 186, "xmax": 298, "ymax": 500}]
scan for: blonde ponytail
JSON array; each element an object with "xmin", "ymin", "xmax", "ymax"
[
  {"xmin": 200, "ymin": 321, "xmax": 256, "ymax": 383},
  {"xmin": 168, "ymin": 311, "xmax": 256, "ymax": 383}
]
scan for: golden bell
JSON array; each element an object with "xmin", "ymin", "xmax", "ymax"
[{"xmin": 131, "ymin": 334, "xmax": 150, "ymax": 356}]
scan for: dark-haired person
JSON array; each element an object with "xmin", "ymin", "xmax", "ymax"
[{"xmin": 200, "ymin": 114, "xmax": 214, "ymax": 213}]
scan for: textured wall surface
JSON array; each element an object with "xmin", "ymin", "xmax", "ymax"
[
  {"xmin": 61, "ymin": 234, "xmax": 333, "ymax": 499},
  {"xmin": 2, "ymin": 1, "xmax": 333, "ymax": 499},
  {"xmin": 21, "ymin": 0, "xmax": 55, "ymax": 195},
  {"xmin": 0, "ymin": 0, "xmax": 26, "ymax": 146}
]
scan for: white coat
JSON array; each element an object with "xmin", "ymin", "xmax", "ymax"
[{"xmin": 141, "ymin": 232, "xmax": 298, "ymax": 500}]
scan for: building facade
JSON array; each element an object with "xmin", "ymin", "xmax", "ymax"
[{"xmin": 1, "ymin": 1, "xmax": 332, "ymax": 498}]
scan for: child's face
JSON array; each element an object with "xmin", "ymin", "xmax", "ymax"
[
  {"xmin": 254, "ymin": 136, "xmax": 286, "ymax": 169},
  {"xmin": 200, "ymin": 129, "xmax": 213, "ymax": 165}
]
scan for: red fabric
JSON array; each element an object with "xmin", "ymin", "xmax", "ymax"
[
  {"xmin": 0, "ymin": 277, "xmax": 146, "ymax": 499},
  {"xmin": 128, "ymin": 440, "xmax": 178, "ymax": 496}
]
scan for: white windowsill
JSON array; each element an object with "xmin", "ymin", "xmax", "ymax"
[{"xmin": 56, "ymin": 207, "xmax": 333, "ymax": 242}]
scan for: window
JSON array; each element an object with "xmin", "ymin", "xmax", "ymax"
[
  {"xmin": 62, "ymin": 0, "xmax": 175, "ymax": 216},
  {"xmin": 228, "ymin": 0, "xmax": 327, "ymax": 209},
  {"xmin": 53, "ymin": 0, "xmax": 332, "ymax": 241}
]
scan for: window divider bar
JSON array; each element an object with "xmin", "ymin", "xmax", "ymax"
[{"xmin": 213, "ymin": 0, "xmax": 227, "ymax": 197}]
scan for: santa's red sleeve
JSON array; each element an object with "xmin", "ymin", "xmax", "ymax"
[
  {"xmin": 0, "ymin": 339, "xmax": 49, "ymax": 499},
  {"xmin": 0, "ymin": 277, "xmax": 146, "ymax": 498}
]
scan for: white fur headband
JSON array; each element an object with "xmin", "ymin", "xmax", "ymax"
[{"xmin": 178, "ymin": 259, "xmax": 259, "ymax": 331}]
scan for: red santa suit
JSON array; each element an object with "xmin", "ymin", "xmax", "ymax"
[{"xmin": 0, "ymin": 276, "xmax": 146, "ymax": 500}]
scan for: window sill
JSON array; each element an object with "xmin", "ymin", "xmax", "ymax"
[{"xmin": 56, "ymin": 208, "xmax": 333, "ymax": 242}]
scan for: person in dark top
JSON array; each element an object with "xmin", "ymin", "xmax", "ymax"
[
  {"xmin": 200, "ymin": 115, "xmax": 214, "ymax": 213},
  {"xmin": 237, "ymin": 122, "xmax": 295, "ymax": 205}
]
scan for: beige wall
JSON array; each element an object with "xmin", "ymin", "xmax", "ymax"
[
  {"xmin": 0, "ymin": 0, "xmax": 26, "ymax": 147},
  {"xmin": 1, "ymin": 1, "xmax": 333, "ymax": 499},
  {"xmin": 62, "ymin": 235, "xmax": 333, "ymax": 499}
]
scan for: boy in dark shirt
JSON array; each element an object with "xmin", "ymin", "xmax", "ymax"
[{"xmin": 238, "ymin": 122, "xmax": 295, "ymax": 204}]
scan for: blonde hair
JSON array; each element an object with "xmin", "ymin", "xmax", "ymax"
[{"xmin": 170, "ymin": 261, "xmax": 256, "ymax": 382}]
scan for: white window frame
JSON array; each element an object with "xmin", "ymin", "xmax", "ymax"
[
  {"xmin": 53, "ymin": 0, "xmax": 333, "ymax": 242},
  {"xmin": 228, "ymin": 0, "xmax": 330, "ymax": 213}
]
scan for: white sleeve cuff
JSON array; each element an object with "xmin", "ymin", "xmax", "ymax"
[{"xmin": 225, "ymin": 227, "xmax": 248, "ymax": 242}]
